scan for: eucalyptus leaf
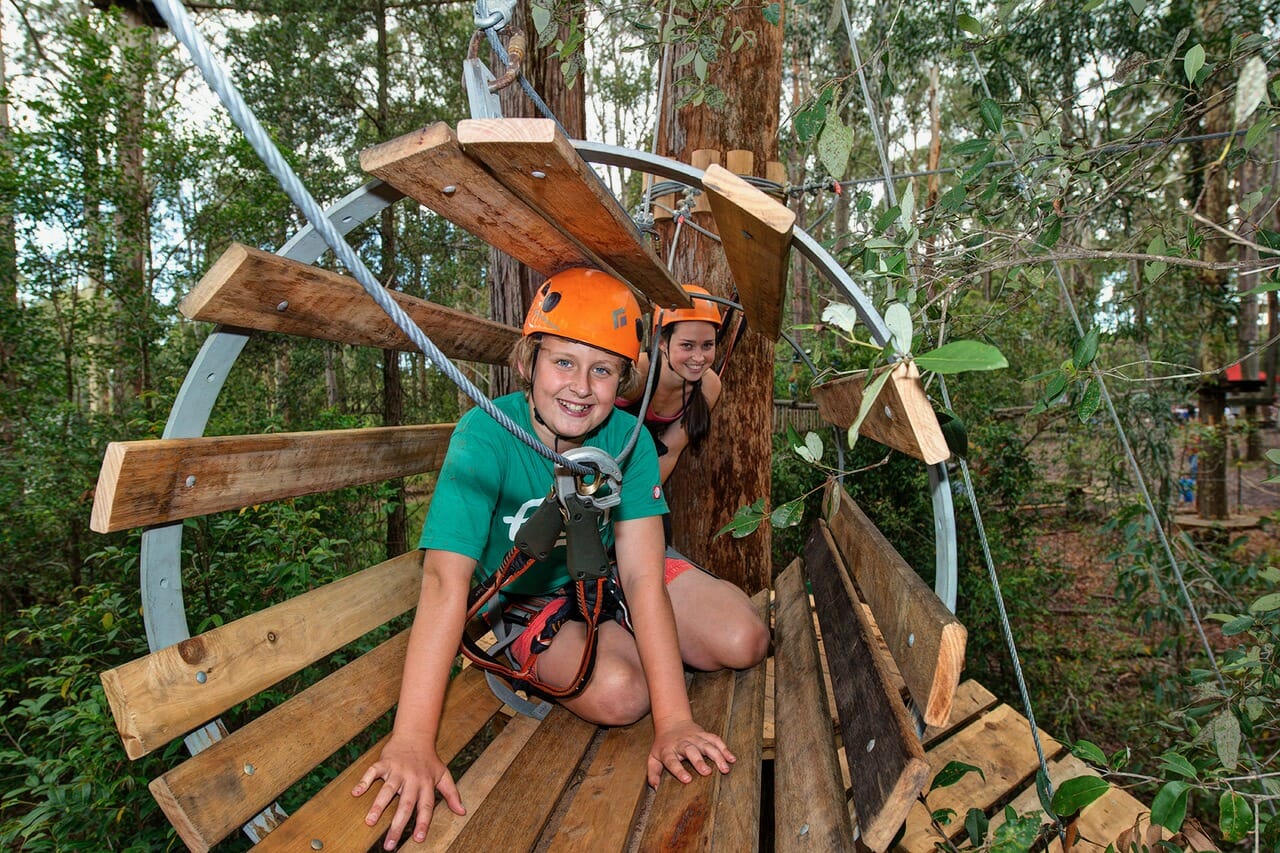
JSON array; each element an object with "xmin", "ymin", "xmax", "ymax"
[
  {"xmin": 1219, "ymin": 791, "xmax": 1252, "ymax": 842},
  {"xmin": 1234, "ymin": 56, "xmax": 1268, "ymax": 125},
  {"xmin": 804, "ymin": 431, "xmax": 824, "ymax": 464},
  {"xmin": 1249, "ymin": 591, "xmax": 1280, "ymax": 613},
  {"xmin": 1157, "ymin": 751, "xmax": 1198, "ymax": 779},
  {"xmin": 530, "ymin": 3, "xmax": 553, "ymax": 35},
  {"xmin": 821, "ymin": 302, "xmax": 859, "ymax": 334},
  {"xmin": 929, "ymin": 760, "xmax": 984, "ymax": 792},
  {"xmin": 914, "ymin": 340, "xmax": 1008, "ymax": 374},
  {"xmin": 956, "ymin": 12, "xmax": 982, "ymax": 34},
  {"xmin": 979, "ymin": 97, "xmax": 1003, "ymax": 134},
  {"xmin": 952, "ymin": 138, "xmax": 992, "ymax": 156},
  {"xmin": 964, "ymin": 808, "xmax": 988, "ymax": 846},
  {"xmin": 1184, "ymin": 43, "xmax": 1205, "ymax": 85},
  {"xmin": 1212, "ymin": 711, "xmax": 1241, "ymax": 771},
  {"xmin": 1073, "ymin": 326, "xmax": 1100, "ymax": 369},
  {"xmin": 1150, "ymin": 780, "xmax": 1189, "ymax": 832},
  {"xmin": 885, "ymin": 303, "xmax": 914, "ymax": 355},
  {"xmin": 818, "ymin": 115, "xmax": 854, "ymax": 180},
  {"xmin": 899, "ymin": 182, "xmax": 916, "ymax": 227},
  {"xmin": 1071, "ymin": 740, "xmax": 1108, "ymax": 766},
  {"xmin": 846, "ymin": 366, "xmax": 894, "ymax": 449},
  {"xmin": 1078, "ymin": 380, "xmax": 1101, "ymax": 423},
  {"xmin": 770, "ymin": 499, "xmax": 805, "ymax": 529},
  {"xmin": 1050, "ymin": 775, "xmax": 1109, "ymax": 818},
  {"xmin": 715, "ymin": 498, "xmax": 765, "ymax": 539}
]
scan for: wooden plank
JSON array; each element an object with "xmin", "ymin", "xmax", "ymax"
[
  {"xmin": 922, "ymin": 679, "xmax": 998, "ymax": 747},
  {"xmin": 180, "ymin": 242, "xmax": 518, "ymax": 363},
  {"xmin": 91, "ymin": 423, "xmax": 453, "ymax": 533},
  {"xmin": 252, "ymin": 665, "xmax": 502, "ymax": 852},
  {"xmin": 149, "ymin": 631, "xmax": 410, "ymax": 850},
  {"xmin": 709, "ymin": 590, "xmax": 769, "ymax": 853},
  {"xmin": 813, "ymin": 362, "xmax": 950, "ymax": 465},
  {"xmin": 456, "ymin": 118, "xmax": 689, "ymax": 309},
  {"xmin": 823, "ymin": 484, "xmax": 966, "ymax": 727},
  {"xmin": 100, "ymin": 551, "xmax": 422, "ymax": 758},
  {"xmin": 359, "ymin": 122, "xmax": 598, "ymax": 278},
  {"xmin": 993, "ymin": 754, "xmax": 1153, "ymax": 853},
  {"xmin": 423, "ymin": 712, "xmax": 542, "ymax": 849},
  {"xmin": 804, "ymin": 523, "xmax": 931, "ymax": 852},
  {"xmin": 691, "ymin": 149, "xmax": 720, "ymax": 213},
  {"xmin": 896, "ymin": 703, "xmax": 1064, "ymax": 853},
  {"xmin": 543, "ymin": 718, "xmax": 651, "ymax": 852},
  {"xmin": 702, "ymin": 163, "xmax": 795, "ymax": 341},
  {"xmin": 638, "ymin": 668, "xmax": 736, "ymax": 852},
  {"xmin": 449, "ymin": 706, "xmax": 598, "ymax": 848},
  {"xmin": 772, "ymin": 558, "xmax": 852, "ymax": 851}
]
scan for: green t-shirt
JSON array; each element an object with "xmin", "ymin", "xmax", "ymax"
[{"xmin": 419, "ymin": 392, "xmax": 669, "ymax": 594}]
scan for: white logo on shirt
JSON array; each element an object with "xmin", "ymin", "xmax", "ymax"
[{"xmin": 504, "ymin": 498, "xmax": 545, "ymax": 543}]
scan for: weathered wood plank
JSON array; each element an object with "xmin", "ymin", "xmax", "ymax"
[
  {"xmin": 823, "ymin": 484, "xmax": 966, "ymax": 727},
  {"xmin": 456, "ymin": 118, "xmax": 689, "ymax": 309},
  {"xmin": 180, "ymin": 241, "xmax": 518, "ymax": 363},
  {"xmin": 543, "ymin": 717, "xmax": 651, "ymax": 852},
  {"xmin": 252, "ymin": 665, "xmax": 502, "ymax": 852},
  {"xmin": 813, "ymin": 361, "xmax": 950, "ymax": 464},
  {"xmin": 149, "ymin": 631, "xmax": 410, "ymax": 850},
  {"xmin": 91, "ymin": 424, "xmax": 453, "ymax": 534},
  {"xmin": 449, "ymin": 706, "xmax": 598, "ymax": 848},
  {"xmin": 772, "ymin": 558, "xmax": 852, "ymax": 851},
  {"xmin": 709, "ymin": 590, "xmax": 769, "ymax": 853},
  {"xmin": 423, "ymin": 712, "xmax": 542, "ymax": 849},
  {"xmin": 805, "ymin": 523, "xmax": 931, "ymax": 852},
  {"xmin": 638, "ymin": 668, "xmax": 736, "ymax": 852},
  {"xmin": 702, "ymin": 163, "xmax": 795, "ymax": 341},
  {"xmin": 897, "ymin": 703, "xmax": 1064, "ymax": 853},
  {"xmin": 359, "ymin": 122, "xmax": 598, "ymax": 278},
  {"xmin": 100, "ymin": 551, "xmax": 422, "ymax": 759}
]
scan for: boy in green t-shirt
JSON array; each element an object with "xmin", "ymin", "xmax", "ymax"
[{"xmin": 352, "ymin": 268, "xmax": 769, "ymax": 850}]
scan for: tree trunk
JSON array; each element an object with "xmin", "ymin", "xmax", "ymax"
[
  {"xmin": 1190, "ymin": 1, "xmax": 1232, "ymax": 519},
  {"xmin": 375, "ymin": 0, "xmax": 407, "ymax": 557},
  {"xmin": 1238, "ymin": 156, "xmax": 1264, "ymax": 460},
  {"xmin": 487, "ymin": 3, "xmax": 586, "ymax": 395},
  {"xmin": 655, "ymin": 1, "xmax": 784, "ymax": 595},
  {"xmin": 0, "ymin": 4, "xmax": 17, "ymax": 437},
  {"xmin": 113, "ymin": 6, "xmax": 154, "ymax": 413}
]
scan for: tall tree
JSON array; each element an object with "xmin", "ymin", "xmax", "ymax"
[{"xmin": 655, "ymin": 0, "xmax": 783, "ymax": 595}]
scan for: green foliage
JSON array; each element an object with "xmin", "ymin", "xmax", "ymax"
[{"xmin": 0, "ymin": 585, "xmax": 175, "ymax": 850}]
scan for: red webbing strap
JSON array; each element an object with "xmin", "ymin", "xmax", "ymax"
[{"xmin": 458, "ymin": 547, "xmax": 604, "ymax": 699}]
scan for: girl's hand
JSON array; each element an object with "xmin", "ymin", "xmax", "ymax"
[{"xmin": 647, "ymin": 718, "xmax": 736, "ymax": 788}]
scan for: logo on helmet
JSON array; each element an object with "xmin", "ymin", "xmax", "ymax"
[{"xmin": 611, "ymin": 307, "xmax": 628, "ymax": 329}]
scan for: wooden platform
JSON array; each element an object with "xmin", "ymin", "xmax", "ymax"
[{"xmin": 761, "ymin": 626, "xmax": 1165, "ymax": 853}]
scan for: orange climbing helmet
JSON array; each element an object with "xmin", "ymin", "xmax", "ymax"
[
  {"xmin": 655, "ymin": 284, "xmax": 722, "ymax": 331},
  {"xmin": 523, "ymin": 267, "xmax": 643, "ymax": 362}
]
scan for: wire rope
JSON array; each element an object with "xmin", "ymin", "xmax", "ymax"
[{"xmin": 150, "ymin": 0, "xmax": 591, "ymax": 476}]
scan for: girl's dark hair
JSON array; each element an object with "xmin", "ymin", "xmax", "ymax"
[{"xmin": 661, "ymin": 325, "xmax": 713, "ymax": 455}]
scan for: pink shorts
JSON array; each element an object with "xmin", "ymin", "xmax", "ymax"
[{"xmin": 510, "ymin": 556, "xmax": 699, "ymax": 667}]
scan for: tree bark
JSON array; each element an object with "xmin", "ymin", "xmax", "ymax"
[
  {"xmin": 655, "ymin": 1, "xmax": 784, "ymax": 595},
  {"xmin": 375, "ymin": 0, "xmax": 408, "ymax": 558}
]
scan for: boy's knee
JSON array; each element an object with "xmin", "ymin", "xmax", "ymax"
[
  {"xmin": 721, "ymin": 614, "xmax": 769, "ymax": 670},
  {"xmin": 584, "ymin": 660, "xmax": 650, "ymax": 725}
]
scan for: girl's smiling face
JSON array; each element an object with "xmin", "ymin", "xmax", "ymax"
[
  {"xmin": 661, "ymin": 320, "xmax": 717, "ymax": 382},
  {"xmin": 526, "ymin": 335, "xmax": 625, "ymax": 445}
]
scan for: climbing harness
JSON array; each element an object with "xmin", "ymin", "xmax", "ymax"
[{"xmin": 457, "ymin": 446, "xmax": 627, "ymax": 714}]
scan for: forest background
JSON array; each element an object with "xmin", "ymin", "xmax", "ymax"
[{"xmin": 1, "ymin": 0, "xmax": 1279, "ymax": 849}]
